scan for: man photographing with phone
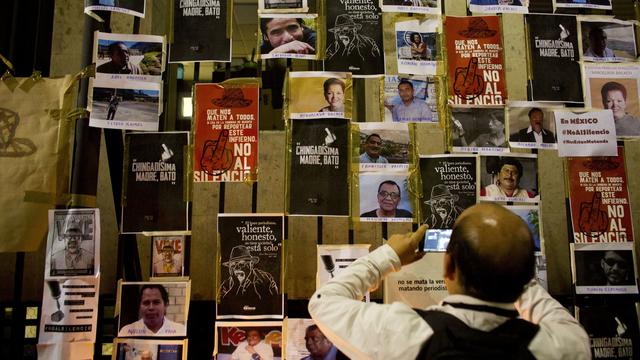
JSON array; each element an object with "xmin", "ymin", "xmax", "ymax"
[{"xmin": 309, "ymin": 203, "xmax": 589, "ymax": 359}]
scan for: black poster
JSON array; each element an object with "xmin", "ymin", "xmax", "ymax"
[
  {"xmin": 527, "ymin": 14, "xmax": 583, "ymax": 103},
  {"xmin": 324, "ymin": 0, "xmax": 384, "ymax": 76},
  {"xmin": 420, "ymin": 155, "xmax": 477, "ymax": 229},
  {"xmin": 578, "ymin": 304, "xmax": 639, "ymax": 359},
  {"xmin": 289, "ymin": 118, "xmax": 349, "ymax": 216},
  {"xmin": 122, "ymin": 132, "xmax": 189, "ymax": 233},
  {"xmin": 170, "ymin": 0, "xmax": 231, "ymax": 62},
  {"xmin": 217, "ymin": 215, "xmax": 284, "ymax": 319}
]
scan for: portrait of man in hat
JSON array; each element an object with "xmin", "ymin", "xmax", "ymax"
[
  {"xmin": 50, "ymin": 219, "xmax": 94, "ymax": 276},
  {"xmin": 219, "ymin": 245, "xmax": 278, "ymax": 305},
  {"xmin": 423, "ymin": 184, "xmax": 464, "ymax": 229},
  {"xmin": 326, "ymin": 14, "xmax": 381, "ymax": 63}
]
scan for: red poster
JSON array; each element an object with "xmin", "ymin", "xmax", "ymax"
[
  {"xmin": 445, "ymin": 16, "xmax": 507, "ymax": 105},
  {"xmin": 193, "ymin": 82, "xmax": 259, "ymax": 182},
  {"xmin": 568, "ymin": 146, "xmax": 633, "ymax": 243}
]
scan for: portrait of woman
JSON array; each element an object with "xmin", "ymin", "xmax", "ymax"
[
  {"xmin": 600, "ymin": 81, "xmax": 640, "ymax": 136},
  {"xmin": 319, "ymin": 78, "xmax": 345, "ymax": 113},
  {"xmin": 409, "ymin": 33, "xmax": 427, "ymax": 60}
]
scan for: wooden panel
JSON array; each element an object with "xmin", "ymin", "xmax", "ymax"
[
  {"xmin": 322, "ymin": 217, "xmax": 350, "ymax": 245},
  {"xmin": 287, "ymin": 216, "xmax": 318, "ymax": 300},
  {"xmin": 538, "ymin": 150, "xmax": 571, "ymax": 296},
  {"xmin": 190, "ymin": 183, "xmax": 220, "ymax": 301},
  {"xmin": 224, "ymin": 182, "xmax": 253, "ymax": 214},
  {"xmin": 502, "ymin": 14, "xmax": 528, "ymax": 101},
  {"xmin": 444, "ymin": 0, "xmax": 468, "ymax": 16},
  {"xmin": 257, "ymin": 131, "xmax": 286, "ymax": 213},
  {"xmin": 415, "ymin": 124, "xmax": 445, "ymax": 155}
]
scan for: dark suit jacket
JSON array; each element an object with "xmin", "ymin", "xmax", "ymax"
[{"xmin": 509, "ymin": 128, "xmax": 555, "ymax": 143}]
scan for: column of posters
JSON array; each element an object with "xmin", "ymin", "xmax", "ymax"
[{"xmin": 193, "ymin": 82, "xmax": 259, "ymax": 183}]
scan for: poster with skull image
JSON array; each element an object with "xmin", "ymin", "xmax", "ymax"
[{"xmin": 217, "ymin": 214, "xmax": 284, "ymax": 319}]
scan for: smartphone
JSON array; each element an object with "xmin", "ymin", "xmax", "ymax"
[{"xmin": 418, "ymin": 229, "xmax": 453, "ymax": 252}]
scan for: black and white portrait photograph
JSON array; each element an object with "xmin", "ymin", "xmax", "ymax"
[
  {"xmin": 45, "ymin": 209, "xmax": 99, "ymax": 278},
  {"xmin": 573, "ymin": 243, "xmax": 638, "ymax": 295},
  {"xmin": 117, "ymin": 281, "xmax": 190, "ymax": 337},
  {"xmin": 451, "ymin": 106, "xmax": 508, "ymax": 153}
]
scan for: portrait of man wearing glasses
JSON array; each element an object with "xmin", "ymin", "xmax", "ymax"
[
  {"xmin": 50, "ymin": 220, "xmax": 94, "ymax": 276},
  {"xmin": 360, "ymin": 180, "xmax": 413, "ymax": 218},
  {"xmin": 600, "ymin": 250, "xmax": 634, "ymax": 286}
]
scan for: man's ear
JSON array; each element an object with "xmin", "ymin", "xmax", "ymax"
[{"xmin": 443, "ymin": 252, "xmax": 456, "ymax": 280}]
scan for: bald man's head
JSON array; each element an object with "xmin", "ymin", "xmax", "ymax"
[{"xmin": 446, "ymin": 203, "xmax": 535, "ymax": 302}]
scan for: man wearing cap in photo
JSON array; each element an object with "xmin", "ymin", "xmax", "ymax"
[
  {"xmin": 153, "ymin": 242, "xmax": 182, "ymax": 276},
  {"xmin": 326, "ymin": 14, "xmax": 380, "ymax": 63},
  {"xmin": 50, "ymin": 219, "xmax": 94, "ymax": 274},
  {"xmin": 423, "ymin": 184, "xmax": 464, "ymax": 229},
  {"xmin": 219, "ymin": 245, "xmax": 278, "ymax": 302}
]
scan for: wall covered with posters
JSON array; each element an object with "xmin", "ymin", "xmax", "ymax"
[{"xmin": 1, "ymin": 0, "xmax": 640, "ymax": 358}]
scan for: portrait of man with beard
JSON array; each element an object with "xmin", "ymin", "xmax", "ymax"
[
  {"xmin": 50, "ymin": 219, "xmax": 94, "ymax": 276},
  {"xmin": 219, "ymin": 245, "xmax": 279, "ymax": 312},
  {"xmin": 423, "ymin": 184, "xmax": 463, "ymax": 229}
]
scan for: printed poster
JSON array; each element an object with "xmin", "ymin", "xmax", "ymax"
[
  {"xmin": 88, "ymin": 78, "xmax": 162, "ymax": 131},
  {"xmin": 395, "ymin": 18, "xmax": 438, "ymax": 76},
  {"xmin": 289, "ymin": 118, "xmax": 349, "ymax": 216},
  {"xmin": 288, "ymin": 72, "xmax": 352, "ymax": 119},
  {"xmin": 355, "ymin": 122, "xmax": 411, "ymax": 171},
  {"xmin": 582, "ymin": 63, "xmax": 640, "ymax": 138},
  {"xmin": 577, "ymin": 304, "xmax": 639, "ymax": 360},
  {"xmin": 507, "ymin": 101, "xmax": 560, "ymax": 150},
  {"xmin": 117, "ymin": 281, "xmax": 190, "ymax": 337},
  {"xmin": 384, "ymin": 253, "xmax": 448, "ymax": 308},
  {"xmin": 380, "ymin": 0, "xmax": 442, "ymax": 15},
  {"xmin": 38, "ymin": 276, "xmax": 100, "ymax": 344},
  {"xmin": 193, "ymin": 82, "xmax": 259, "ymax": 183},
  {"xmin": 214, "ymin": 321, "xmax": 282, "ymax": 360},
  {"xmin": 84, "ymin": 0, "xmax": 145, "ymax": 19},
  {"xmin": 555, "ymin": 0, "xmax": 612, "ymax": 10},
  {"xmin": 44, "ymin": 209, "xmax": 100, "ymax": 278},
  {"xmin": 526, "ymin": 14, "xmax": 583, "ymax": 103},
  {"xmin": 506, "ymin": 205, "xmax": 542, "ymax": 251},
  {"xmin": 113, "ymin": 338, "xmax": 188, "ymax": 360},
  {"xmin": 94, "ymin": 32, "xmax": 165, "ymax": 82},
  {"xmin": 572, "ymin": 242, "xmax": 638, "ymax": 295},
  {"xmin": 151, "ymin": 236, "xmax": 186, "ymax": 278},
  {"xmin": 170, "ymin": 0, "xmax": 231, "ymax": 62},
  {"xmin": 217, "ymin": 214, "xmax": 284, "ymax": 319},
  {"xmin": 419, "ymin": 155, "xmax": 477, "ymax": 229},
  {"xmin": 479, "ymin": 154, "xmax": 539, "ymax": 203},
  {"xmin": 445, "ymin": 16, "xmax": 506, "ymax": 106},
  {"xmin": 568, "ymin": 147, "xmax": 633, "ymax": 243},
  {"xmin": 317, "ymin": 244, "xmax": 370, "ymax": 301},
  {"xmin": 554, "ymin": 109, "xmax": 617, "ymax": 157},
  {"xmin": 359, "ymin": 171, "xmax": 414, "ymax": 222},
  {"xmin": 384, "ymin": 76, "xmax": 437, "ymax": 123},
  {"xmin": 259, "ymin": 14, "xmax": 318, "ymax": 59},
  {"xmin": 325, "ymin": 0, "xmax": 385, "ymax": 76},
  {"xmin": 122, "ymin": 132, "xmax": 189, "ymax": 234},
  {"xmin": 259, "ymin": 0, "xmax": 308, "ymax": 12},
  {"xmin": 579, "ymin": 17, "xmax": 637, "ymax": 62},
  {"xmin": 450, "ymin": 106, "xmax": 508, "ymax": 153},
  {"xmin": 468, "ymin": 0, "xmax": 529, "ymax": 14}
]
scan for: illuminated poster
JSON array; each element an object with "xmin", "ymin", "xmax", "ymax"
[
  {"xmin": 568, "ymin": 147, "xmax": 633, "ymax": 243},
  {"xmin": 193, "ymin": 82, "xmax": 259, "ymax": 183},
  {"xmin": 445, "ymin": 16, "xmax": 506, "ymax": 106}
]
